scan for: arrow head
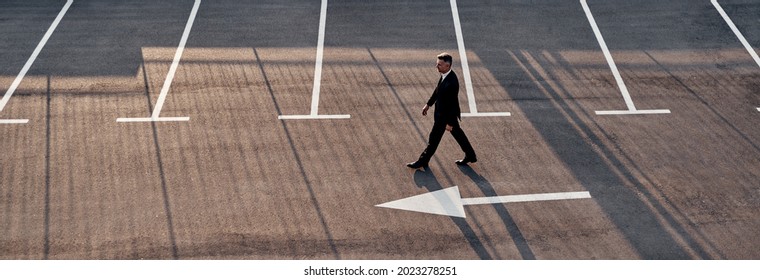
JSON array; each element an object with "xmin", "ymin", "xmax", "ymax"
[{"xmin": 375, "ymin": 186, "xmax": 466, "ymax": 218}]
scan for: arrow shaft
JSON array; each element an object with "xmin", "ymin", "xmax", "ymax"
[{"xmin": 460, "ymin": 191, "xmax": 591, "ymax": 206}]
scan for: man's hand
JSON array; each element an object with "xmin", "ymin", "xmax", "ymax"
[
  {"xmin": 446, "ymin": 124, "xmax": 453, "ymax": 132},
  {"xmin": 422, "ymin": 104, "xmax": 430, "ymax": 116}
]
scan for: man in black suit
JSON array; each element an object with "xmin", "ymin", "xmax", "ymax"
[{"xmin": 407, "ymin": 53, "xmax": 477, "ymax": 170}]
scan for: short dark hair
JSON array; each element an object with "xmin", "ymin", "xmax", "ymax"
[{"xmin": 437, "ymin": 53, "xmax": 453, "ymax": 65}]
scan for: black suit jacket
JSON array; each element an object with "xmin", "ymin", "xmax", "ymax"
[{"xmin": 426, "ymin": 70, "xmax": 461, "ymax": 125}]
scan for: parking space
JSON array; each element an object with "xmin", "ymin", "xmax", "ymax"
[{"xmin": 1, "ymin": 0, "xmax": 759, "ymax": 260}]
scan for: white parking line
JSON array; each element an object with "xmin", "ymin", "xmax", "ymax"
[
  {"xmin": 0, "ymin": 0, "xmax": 73, "ymax": 124},
  {"xmin": 580, "ymin": 0, "xmax": 671, "ymax": 116},
  {"xmin": 712, "ymin": 0, "xmax": 760, "ymax": 68},
  {"xmin": 117, "ymin": 0, "xmax": 200, "ymax": 123},
  {"xmin": 712, "ymin": 0, "xmax": 760, "ymax": 112},
  {"xmin": 449, "ymin": 0, "xmax": 511, "ymax": 118},
  {"xmin": 278, "ymin": 0, "xmax": 350, "ymax": 120},
  {"xmin": 0, "ymin": 119, "xmax": 32, "ymax": 124}
]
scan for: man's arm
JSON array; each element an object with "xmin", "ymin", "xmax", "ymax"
[{"xmin": 423, "ymin": 79, "xmax": 440, "ymax": 116}]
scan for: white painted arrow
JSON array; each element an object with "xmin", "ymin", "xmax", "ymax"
[{"xmin": 376, "ymin": 186, "xmax": 591, "ymax": 218}]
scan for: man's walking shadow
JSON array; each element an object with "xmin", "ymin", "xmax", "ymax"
[
  {"xmin": 411, "ymin": 169, "xmax": 493, "ymax": 259},
  {"xmin": 456, "ymin": 165, "xmax": 536, "ymax": 260}
]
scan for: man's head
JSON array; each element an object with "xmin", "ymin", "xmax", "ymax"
[{"xmin": 436, "ymin": 53, "xmax": 453, "ymax": 74}]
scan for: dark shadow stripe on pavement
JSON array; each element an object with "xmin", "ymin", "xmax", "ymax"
[
  {"xmin": 254, "ymin": 48, "xmax": 340, "ymax": 259},
  {"xmin": 142, "ymin": 61, "xmax": 179, "ymax": 260},
  {"xmin": 43, "ymin": 74, "xmax": 51, "ymax": 259}
]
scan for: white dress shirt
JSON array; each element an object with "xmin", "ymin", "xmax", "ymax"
[{"xmin": 440, "ymin": 69, "xmax": 452, "ymax": 82}]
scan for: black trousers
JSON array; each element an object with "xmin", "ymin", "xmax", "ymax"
[{"xmin": 417, "ymin": 120, "xmax": 476, "ymax": 164}]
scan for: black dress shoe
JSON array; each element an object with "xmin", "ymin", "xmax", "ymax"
[
  {"xmin": 406, "ymin": 161, "xmax": 428, "ymax": 170},
  {"xmin": 455, "ymin": 157, "xmax": 477, "ymax": 165}
]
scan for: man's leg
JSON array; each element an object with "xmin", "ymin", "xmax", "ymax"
[
  {"xmin": 450, "ymin": 123, "xmax": 476, "ymax": 160},
  {"xmin": 416, "ymin": 121, "xmax": 447, "ymax": 164}
]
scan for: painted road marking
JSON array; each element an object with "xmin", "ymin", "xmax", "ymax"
[
  {"xmin": 0, "ymin": 0, "xmax": 73, "ymax": 124},
  {"xmin": 449, "ymin": 0, "xmax": 511, "ymax": 118},
  {"xmin": 712, "ymin": 0, "xmax": 760, "ymax": 112},
  {"xmin": 278, "ymin": 0, "xmax": 350, "ymax": 120},
  {"xmin": 712, "ymin": 0, "xmax": 760, "ymax": 68},
  {"xmin": 115, "ymin": 117, "xmax": 190, "ymax": 122},
  {"xmin": 117, "ymin": 0, "xmax": 200, "ymax": 123},
  {"xmin": 278, "ymin": 114, "xmax": 351, "ymax": 120},
  {"xmin": 376, "ymin": 186, "xmax": 591, "ymax": 218},
  {"xmin": 0, "ymin": 119, "xmax": 32, "ymax": 124},
  {"xmin": 581, "ymin": 0, "xmax": 671, "ymax": 116}
]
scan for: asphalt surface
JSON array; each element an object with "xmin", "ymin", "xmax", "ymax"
[{"xmin": 1, "ymin": 0, "xmax": 759, "ymax": 259}]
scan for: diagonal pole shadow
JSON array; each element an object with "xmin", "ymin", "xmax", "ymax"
[
  {"xmin": 254, "ymin": 48, "xmax": 340, "ymax": 259},
  {"xmin": 44, "ymin": 74, "xmax": 51, "ymax": 259},
  {"xmin": 497, "ymin": 48, "xmax": 694, "ymax": 259},
  {"xmin": 643, "ymin": 51, "xmax": 760, "ymax": 154},
  {"xmin": 545, "ymin": 48, "xmax": 722, "ymax": 259},
  {"xmin": 367, "ymin": 48, "xmax": 429, "ymax": 143},
  {"xmin": 141, "ymin": 61, "xmax": 180, "ymax": 259}
]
